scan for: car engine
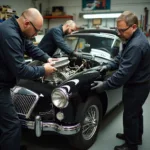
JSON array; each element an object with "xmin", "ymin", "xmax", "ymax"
[
  {"xmin": 29, "ymin": 57, "xmax": 93, "ymax": 86},
  {"xmin": 44, "ymin": 57, "xmax": 75, "ymax": 85}
]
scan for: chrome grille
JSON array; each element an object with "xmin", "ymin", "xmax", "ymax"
[{"xmin": 11, "ymin": 86, "xmax": 39, "ymax": 119}]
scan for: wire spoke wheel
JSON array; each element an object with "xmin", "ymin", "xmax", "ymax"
[
  {"xmin": 69, "ymin": 97, "xmax": 102, "ymax": 150},
  {"xmin": 82, "ymin": 105, "xmax": 99, "ymax": 140}
]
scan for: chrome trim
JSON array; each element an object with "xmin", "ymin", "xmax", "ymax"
[
  {"xmin": 20, "ymin": 116, "xmax": 81, "ymax": 136},
  {"xmin": 52, "ymin": 88, "xmax": 69, "ymax": 101},
  {"xmin": 25, "ymin": 92, "xmax": 39, "ymax": 118},
  {"xmin": 35, "ymin": 116, "xmax": 42, "ymax": 137},
  {"xmin": 12, "ymin": 86, "xmax": 39, "ymax": 119},
  {"xmin": 51, "ymin": 88, "xmax": 69, "ymax": 108}
]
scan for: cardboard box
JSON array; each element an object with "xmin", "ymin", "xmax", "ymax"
[{"xmin": 52, "ymin": 12, "xmax": 65, "ymax": 16}]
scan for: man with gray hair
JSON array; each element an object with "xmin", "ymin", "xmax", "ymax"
[
  {"xmin": 91, "ymin": 11, "xmax": 150, "ymax": 150},
  {"xmin": 38, "ymin": 20, "xmax": 81, "ymax": 57}
]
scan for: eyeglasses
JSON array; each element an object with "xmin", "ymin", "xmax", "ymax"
[
  {"xmin": 116, "ymin": 25, "xmax": 132, "ymax": 33},
  {"xmin": 22, "ymin": 13, "xmax": 40, "ymax": 33}
]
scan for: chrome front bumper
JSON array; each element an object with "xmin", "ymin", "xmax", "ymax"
[{"xmin": 20, "ymin": 116, "xmax": 81, "ymax": 137}]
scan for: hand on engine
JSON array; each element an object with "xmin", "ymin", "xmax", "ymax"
[
  {"xmin": 43, "ymin": 63, "xmax": 57, "ymax": 78},
  {"xmin": 97, "ymin": 65, "xmax": 110, "ymax": 73}
]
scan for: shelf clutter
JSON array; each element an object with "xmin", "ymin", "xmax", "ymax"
[
  {"xmin": 43, "ymin": 6, "xmax": 73, "ymax": 20},
  {"xmin": 0, "ymin": 5, "xmax": 16, "ymax": 23},
  {"xmin": 43, "ymin": 6, "xmax": 73, "ymax": 29}
]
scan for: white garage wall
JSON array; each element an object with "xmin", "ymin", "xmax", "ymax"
[
  {"xmin": 0, "ymin": 0, "xmax": 149, "ymax": 32},
  {"xmin": 48, "ymin": 0, "xmax": 150, "ymax": 30}
]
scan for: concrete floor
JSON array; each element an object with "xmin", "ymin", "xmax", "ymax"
[{"xmin": 21, "ymin": 94, "xmax": 150, "ymax": 150}]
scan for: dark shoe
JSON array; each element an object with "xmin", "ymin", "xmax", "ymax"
[
  {"xmin": 116, "ymin": 133, "xmax": 125, "ymax": 140},
  {"xmin": 116, "ymin": 133, "xmax": 142, "ymax": 145},
  {"xmin": 114, "ymin": 143, "xmax": 138, "ymax": 150},
  {"xmin": 20, "ymin": 145, "xmax": 27, "ymax": 150}
]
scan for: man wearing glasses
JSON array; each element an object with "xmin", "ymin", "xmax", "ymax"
[
  {"xmin": 38, "ymin": 20, "xmax": 82, "ymax": 58},
  {"xmin": 22, "ymin": 12, "xmax": 41, "ymax": 36},
  {"xmin": 0, "ymin": 8, "xmax": 57, "ymax": 150},
  {"xmin": 91, "ymin": 11, "xmax": 150, "ymax": 150}
]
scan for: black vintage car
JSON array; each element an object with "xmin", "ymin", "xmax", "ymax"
[{"xmin": 11, "ymin": 29, "xmax": 123, "ymax": 150}]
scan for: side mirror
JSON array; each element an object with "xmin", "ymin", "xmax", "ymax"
[{"xmin": 111, "ymin": 46, "xmax": 119, "ymax": 58}]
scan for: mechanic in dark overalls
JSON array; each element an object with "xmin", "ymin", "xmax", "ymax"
[
  {"xmin": 0, "ymin": 8, "xmax": 56, "ymax": 150},
  {"xmin": 91, "ymin": 11, "xmax": 150, "ymax": 150},
  {"xmin": 38, "ymin": 20, "xmax": 82, "ymax": 58}
]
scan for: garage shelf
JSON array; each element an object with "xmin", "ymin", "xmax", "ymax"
[{"xmin": 43, "ymin": 15, "xmax": 73, "ymax": 20}]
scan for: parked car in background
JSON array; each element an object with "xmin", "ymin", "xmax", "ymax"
[{"xmin": 11, "ymin": 29, "xmax": 123, "ymax": 150}]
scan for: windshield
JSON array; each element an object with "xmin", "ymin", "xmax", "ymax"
[{"xmin": 64, "ymin": 35, "xmax": 114, "ymax": 54}]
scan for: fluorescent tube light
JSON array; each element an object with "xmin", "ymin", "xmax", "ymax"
[{"xmin": 83, "ymin": 13, "xmax": 122, "ymax": 19}]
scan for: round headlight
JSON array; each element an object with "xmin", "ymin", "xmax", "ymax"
[{"xmin": 51, "ymin": 88, "xmax": 69, "ymax": 108}]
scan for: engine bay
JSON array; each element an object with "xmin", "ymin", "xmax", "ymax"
[{"xmin": 29, "ymin": 56, "xmax": 100, "ymax": 86}]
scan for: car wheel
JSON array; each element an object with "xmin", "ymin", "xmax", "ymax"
[{"xmin": 69, "ymin": 96, "xmax": 102, "ymax": 150}]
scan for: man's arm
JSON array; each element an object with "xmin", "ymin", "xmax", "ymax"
[
  {"xmin": 91, "ymin": 46, "xmax": 142, "ymax": 92},
  {"xmin": 108, "ymin": 52, "xmax": 121, "ymax": 70},
  {"xmin": 99, "ymin": 51, "xmax": 121, "ymax": 73},
  {"xmin": 4, "ymin": 36, "xmax": 46, "ymax": 79},
  {"xmin": 25, "ymin": 39, "xmax": 50, "ymax": 62},
  {"xmin": 103, "ymin": 45, "xmax": 142, "ymax": 89},
  {"xmin": 52, "ymin": 28, "xmax": 73, "ymax": 54}
]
